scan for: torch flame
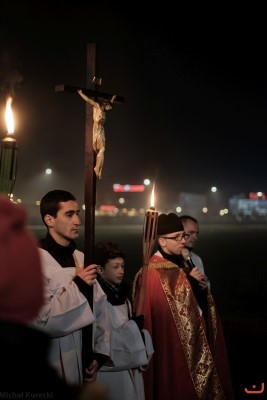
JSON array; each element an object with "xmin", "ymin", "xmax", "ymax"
[
  {"xmin": 5, "ymin": 97, "xmax": 15, "ymax": 134},
  {"xmin": 150, "ymin": 184, "xmax": 155, "ymax": 208}
]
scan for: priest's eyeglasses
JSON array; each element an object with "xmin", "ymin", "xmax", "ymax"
[{"xmin": 160, "ymin": 233, "xmax": 190, "ymax": 241}]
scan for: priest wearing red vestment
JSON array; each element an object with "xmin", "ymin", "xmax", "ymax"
[{"xmin": 133, "ymin": 213, "xmax": 234, "ymax": 400}]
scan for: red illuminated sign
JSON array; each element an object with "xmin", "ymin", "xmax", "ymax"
[
  {"xmin": 249, "ymin": 192, "xmax": 266, "ymax": 200},
  {"xmin": 99, "ymin": 205, "xmax": 117, "ymax": 212},
  {"xmin": 113, "ymin": 184, "xmax": 145, "ymax": 193}
]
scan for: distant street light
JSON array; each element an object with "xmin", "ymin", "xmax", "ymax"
[
  {"xmin": 45, "ymin": 168, "xmax": 52, "ymax": 175},
  {"xmin": 144, "ymin": 179, "xmax": 150, "ymax": 186}
]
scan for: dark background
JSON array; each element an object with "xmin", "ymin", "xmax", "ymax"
[{"xmin": 1, "ymin": 2, "xmax": 267, "ymax": 208}]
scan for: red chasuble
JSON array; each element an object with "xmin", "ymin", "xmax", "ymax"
[{"xmin": 133, "ymin": 255, "xmax": 234, "ymax": 400}]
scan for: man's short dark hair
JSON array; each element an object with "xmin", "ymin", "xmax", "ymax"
[{"xmin": 40, "ymin": 190, "xmax": 76, "ymax": 223}]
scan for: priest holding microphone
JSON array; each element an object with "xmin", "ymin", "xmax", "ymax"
[{"xmin": 133, "ymin": 212, "xmax": 234, "ymax": 400}]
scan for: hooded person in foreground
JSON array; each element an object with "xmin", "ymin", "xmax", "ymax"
[
  {"xmin": 133, "ymin": 212, "xmax": 234, "ymax": 400},
  {"xmin": 0, "ymin": 196, "xmax": 80, "ymax": 396}
]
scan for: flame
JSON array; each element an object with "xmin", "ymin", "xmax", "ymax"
[
  {"xmin": 5, "ymin": 97, "xmax": 15, "ymax": 134},
  {"xmin": 150, "ymin": 184, "xmax": 155, "ymax": 208}
]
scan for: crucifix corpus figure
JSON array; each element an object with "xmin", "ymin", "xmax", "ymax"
[{"xmin": 77, "ymin": 89, "xmax": 116, "ymax": 179}]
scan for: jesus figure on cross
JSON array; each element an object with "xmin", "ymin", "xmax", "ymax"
[{"xmin": 78, "ymin": 89, "xmax": 116, "ymax": 179}]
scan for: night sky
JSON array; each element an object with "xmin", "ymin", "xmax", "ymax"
[{"xmin": 1, "ymin": 2, "xmax": 266, "ymax": 209}]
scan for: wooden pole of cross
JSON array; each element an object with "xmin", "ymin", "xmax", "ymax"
[{"xmin": 55, "ymin": 42, "xmax": 124, "ymax": 376}]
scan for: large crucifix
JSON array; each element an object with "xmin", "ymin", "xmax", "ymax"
[
  {"xmin": 56, "ymin": 43, "xmax": 124, "ymax": 265},
  {"xmin": 55, "ymin": 42, "xmax": 124, "ymax": 373}
]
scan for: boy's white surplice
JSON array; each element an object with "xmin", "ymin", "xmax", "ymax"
[{"xmin": 97, "ymin": 299, "xmax": 154, "ymax": 400}]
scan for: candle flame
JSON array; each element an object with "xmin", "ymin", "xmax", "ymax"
[
  {"xmin": 150, "ymin": 184, "xmax": 155, "ymax": 208},
  {"xmin": 5, "ymin": 97, "xmax": 15, "ymax": 134}
]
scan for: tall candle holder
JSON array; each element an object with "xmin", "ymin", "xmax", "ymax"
[
  {"xmin": 136, "ymin": 185, "xmax": 158, "ymax": 315},
  {"xmin": 0, "ymin": 135, "xmax": 18, "ymax": 195},
  {"xmin": 0, "ymin": 97, "xmax": 17, "ymax": 197}
]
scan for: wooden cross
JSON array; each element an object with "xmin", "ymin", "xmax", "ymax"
[
  {"xmin": 55, "ymin": 42, "xmax": 124, "ymax": 374},
  {"xmin": 55, "ymin": 42, "xmax": 124, "ymax": 266}
]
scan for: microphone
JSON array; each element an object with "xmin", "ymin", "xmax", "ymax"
[{"xmin": 181, "ymin": 248, "xmax": 195, "ymax": 272}]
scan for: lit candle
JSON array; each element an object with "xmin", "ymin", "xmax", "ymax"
[
  {"xmin": 136, "ymin": 184, "xmax": 158, "ymax": 315},
  {"xmin": 143, "ymin": 184, "xmax": 158, "ymax": 257},
  {"xmin": 0, "ymin": 97, "xmax": 18, "ymax": 196}
]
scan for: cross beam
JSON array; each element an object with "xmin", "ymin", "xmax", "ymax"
[{"xmin": 55, "ymin": 83, "xmax": 125, "ymax": 104}]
